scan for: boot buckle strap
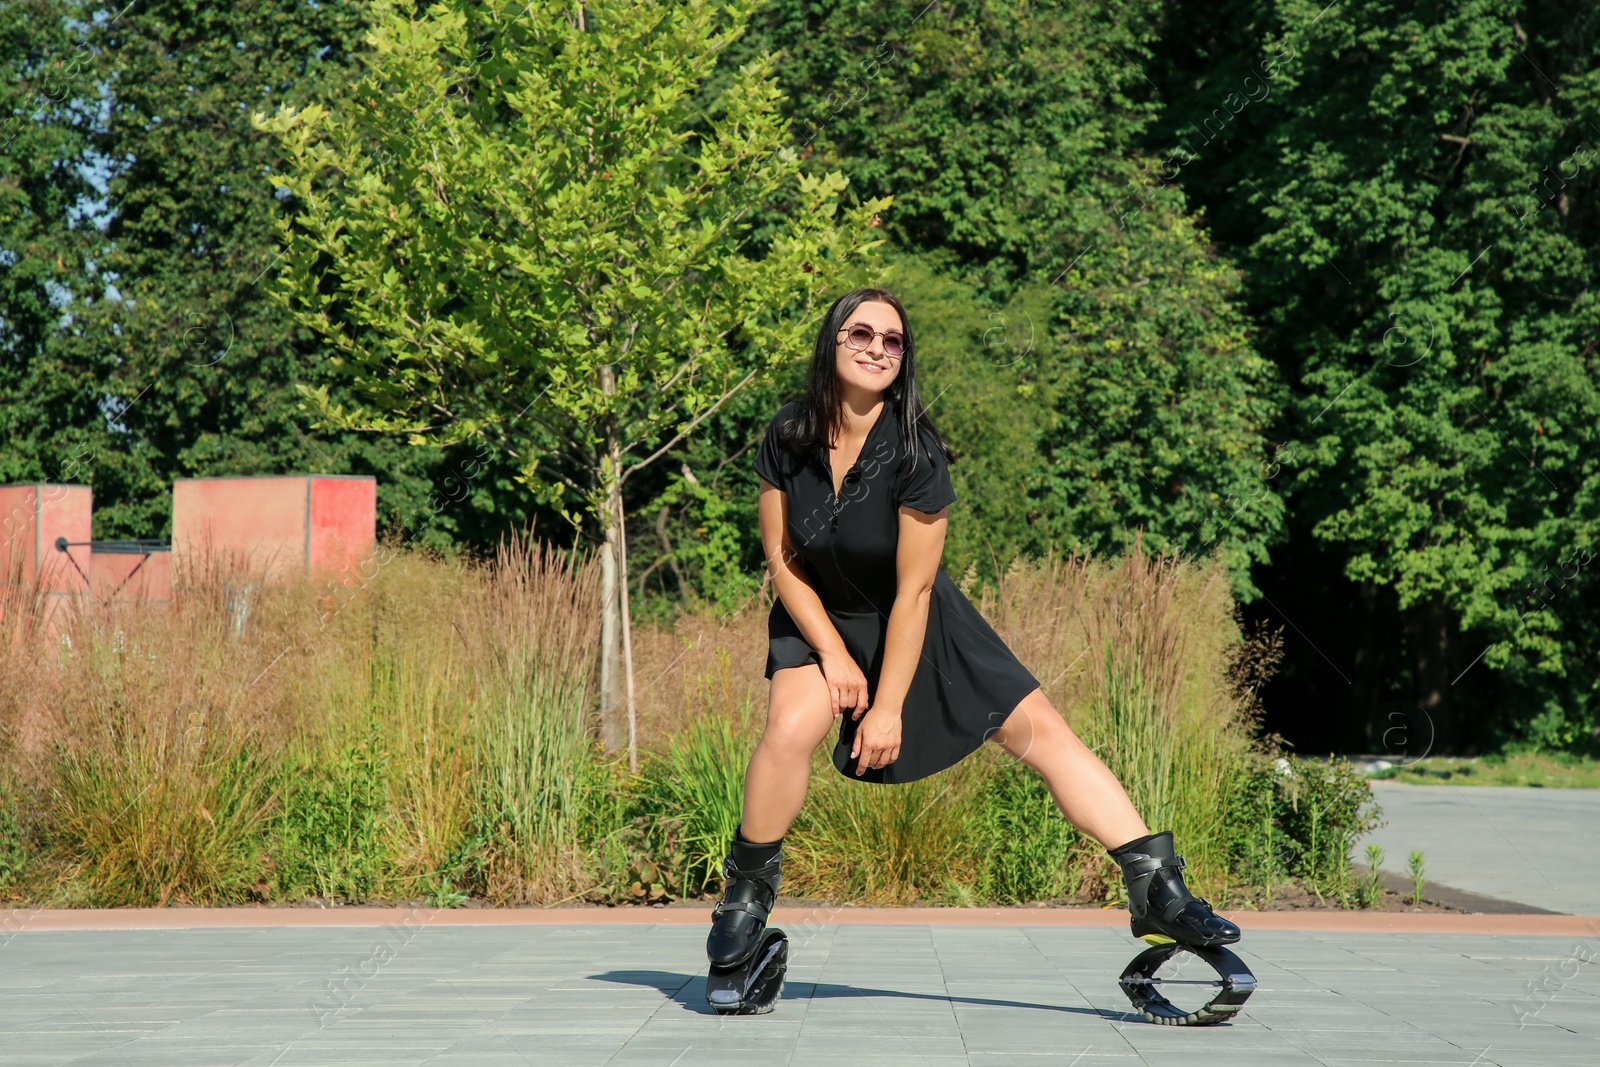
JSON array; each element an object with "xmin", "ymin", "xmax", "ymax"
[
  {"xmin": 712, "ymin": 898, "xmax": 771, "ymax": 921},
  {"xmin": 1125, "ymin": 853, "xmax": 1186, "ymax": 875}
]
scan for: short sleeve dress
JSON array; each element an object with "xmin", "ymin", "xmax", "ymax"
[{"xmin": 751, "ymin": 396, "xmax": 1042, "ymax": 784}]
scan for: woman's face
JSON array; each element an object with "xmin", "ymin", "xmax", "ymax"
[{"xmin": 833, "ymin": 300, "xmax": 905, "ymax": 397}]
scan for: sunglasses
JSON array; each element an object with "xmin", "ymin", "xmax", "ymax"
[{"xmin": 839, "ymin": 322, "xmax": 906, "ymax": 359}]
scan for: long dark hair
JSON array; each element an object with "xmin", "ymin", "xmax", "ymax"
[{"xmin": 776, "ymin": 287, "xmax": 955, "ymax": 478}]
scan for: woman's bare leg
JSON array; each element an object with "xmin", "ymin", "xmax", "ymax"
[
  {"xmin": 739, "ymin": 663, "xmax": 838, "ymax": 842},
  {"xmin": 988, "ymin": 687, "xmax": 1150, "ymax": 850}
]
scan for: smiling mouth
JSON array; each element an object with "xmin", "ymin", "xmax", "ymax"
[{"xmin": 856, "ymin": 360, "xmax": 888, "ymax": 374}]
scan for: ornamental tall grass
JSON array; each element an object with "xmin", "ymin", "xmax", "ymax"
[
  {"xmin": 785, "ymin": 751, "xmax": 987, "ymax": 905},
  {"xmin": 634, "ymin": 650, "xmax": 755, "ymax": 895},
  {"xmin": 1076, "ymin": 539, "xmax": 1248, "ymax": 902},
  {"xmin": 0, "ymin": 531, "xmax": 1360, "ymax": 908},
  {"xmin": 7, "ymin": 546, "xmax": 299, "ymax": 905},
  {"xmin": 460, "ymin": 530, "xmax": 604, "ymax": 903},
  {"xmin": 0, "ymin": 527, "xmax": 609, "ymax": 906},
  {"xmin": 630, "ymin": 537, "xmax": 1261, "ymax": 906}
]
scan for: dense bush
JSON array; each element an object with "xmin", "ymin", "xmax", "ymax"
[
  {"xmin": 1221, "ymin": 751, "xmax": 1382, "ymax": 907},
  {"xmin": 270, "ymin": 729, "xmax": 391, "ymax": 903}
]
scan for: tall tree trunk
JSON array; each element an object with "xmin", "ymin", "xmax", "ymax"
[
  {"xmin": 598, "ymin": 474, "xmax": 623, "ymax": 753},
  {"xmin": 616, "ymin": 474, "xmax": 638, "ymax": 772},
  {"xmin": 597, "ymin": 368, "xmax": 624, "ymax": 754},
  {"xmin": 1413, "ymin": 597, "xmax": 1454, "ymax": 754},
  {"xmin": 595, "ymin": 364, "xmax": 638, "ymax": 767}
]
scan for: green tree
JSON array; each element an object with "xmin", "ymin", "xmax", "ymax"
[
  {"xmin": 257, "ymin": 0, "xmax": 890, "ymax": 765},
  {"xmin": 868, "ymin": 250, "xmax": 1057, "ymax": 585},
  {"xmin": 722, "ymin": 0, "xmax": 1169, "ymax": 300},
  {"xmin": 78, "ymin": 0, "xmax": 494, "ymax": 547},
  {"xmin": 2, "ymin": 0, "xmax": 507, "ymax": 555},
  {"xmin": 696, "ymin": 1, "xmax": 1285, "ymax": 598},
  {"xmin": 1150, "ymin": 0, "xmax": 1600, "ymax": 750},
  {"xmin": 1031, "ymin": 191, "xmax": 1286, "ymax": 599},
  {"xmin": 0, "ymin": 1, "xmax": 111, "ymax": 493}
]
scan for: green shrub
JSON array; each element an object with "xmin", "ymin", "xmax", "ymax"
[
  {"xmin": 270, "ymin": 725, "xmax": 391, "ymax": 902},
  {"xmin": 633, "ymin": 703, "xmax": 752, "ymax": 896},
  {"xmin": 591, "ymin": 811, "xmax": 694, "ymax": 904},
  {"xmin": 1219, "ymin": 751, "xmax": 1284, "ymax": 896},
  {"xmin": 1220, "ymin": 751, "xmax": 1382, "ymax": 905},
  {"xmin": 973, "ymin": 755, "xmax": 1081, "ymax": 903},
  {"xmin": 0, "ymin": 784, "xmax": 26, "ymax": 893}
]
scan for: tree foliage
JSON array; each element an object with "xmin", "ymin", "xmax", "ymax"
[
  {"xmin": 260, "ymin": 0, "xmax": 889, "ymax": 531},
  {"xmin": 704, "ymin": 0, "xmax": 1285, "ymax": 597},
  {"xmin": 1151, "ymin": 0, "xmax": 1600, "ymax": 748},
  {"xmin": 1, "ymin": 0, "xmax": 507, "ymax": 549},
  {"xmin": 0, "ymin": 1, "xmax": 108, "ymax": 492}
]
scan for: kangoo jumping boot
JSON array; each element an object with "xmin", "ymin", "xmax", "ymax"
[
  {"xmin": 706, "ymin": 829, "xmax": 783, "ymax": 967},
  {"xmin": 705, "ymin": 828, "xmax": 789, "ymax": 1014},
  {"xmin": 1110, "ymin": 830, "xmax": 1240, "ymax": 948}
]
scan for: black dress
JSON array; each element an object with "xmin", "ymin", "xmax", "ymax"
[{"xmin": 751, "ymin": 397, "xmax": 1042, "ymax": 784}]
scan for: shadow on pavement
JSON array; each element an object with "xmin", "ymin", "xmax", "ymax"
[{"xmin": 589, "ymin": 969, "xmax": 1126, "ymax": 1019}]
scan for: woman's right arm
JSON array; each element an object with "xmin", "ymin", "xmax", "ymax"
[{"xmin": 758, "ymin": 478, "xmax": 869, "ymax": 715}]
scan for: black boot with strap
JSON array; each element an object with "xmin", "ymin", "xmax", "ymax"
[
  {"xmin": 1110, "ymin": 830, "xmax": 1240, "ymax": 948},
  {"xmin": 706, "ymin": 829, "xmax": 783, "ymax": 968}
]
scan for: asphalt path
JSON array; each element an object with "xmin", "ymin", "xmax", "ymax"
[{"xmin": 1355, "ymin": 781, "xmax": 1600, "ymax": 915}]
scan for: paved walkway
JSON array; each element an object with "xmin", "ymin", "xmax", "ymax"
[
  {"xmin": 1357, "ymin": 782, "xmax": 1600, "ymax": 914},
  {"xmin": 4, "ymin": 917, "xmax": 1598, "ymax": 1066}
]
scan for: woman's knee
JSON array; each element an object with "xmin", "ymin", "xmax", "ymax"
[
  {"xmin": 988, "ymin": 690, "xmax": 1075, "ymax": 762},
  {"xmin": 759, "ymin": 667, "xmax": 835, "ymax": 759},
  {"xmin": 756, "ymin": 726, "xmax": 827, "ymax": 767}
]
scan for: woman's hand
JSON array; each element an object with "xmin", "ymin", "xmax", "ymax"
[
  {"xmin": 850, "ymin": 702, "xmax": 903, "ymax": 776},
  {"xmin": 818, "ymin": 649, "xmax": 869, "ymax": 717}
]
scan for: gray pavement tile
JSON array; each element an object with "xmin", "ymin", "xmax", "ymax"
[
  {"xmin": 5, "ymin": 923, "xmax": 1599, "ymax": 1066},
  {"xmin": 787, "ymin": 1058, "xmax": 971, "ymax": 1067},
  {"xmin": 1137, "ymin": 1056, "xmax": 1357, "ymax": 1067},
  {"xmin": 1479, "ymin": 1053, "xmax": 1600, "ymax": 1067},
  {"xmin": 1313, "ymin": 1060, "xmax": 1497, "ymax": 1066},
  {"xmin": 550, "ymin": 1050, "xmax": 705, "ymax": 1067},
  {"xmin": 966, "ymin": 1057, "xmax": 1142, "ymax": 1066},
  {"xmin": 58, "ymin": 1053, "xmax": 279, "ymax": 1067}
]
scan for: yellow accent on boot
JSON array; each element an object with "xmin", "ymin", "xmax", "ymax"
[{"xmin": 1138, "ymin": 933, "xmax": 1177, "ymax": 945}]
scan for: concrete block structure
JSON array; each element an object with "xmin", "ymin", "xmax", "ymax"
[
  {"xmin": 1, "ymin": 475, "xmax": 376, "ymax": 644},
  {"xmin": 87, "ymin": 541, "xmax": 173, "ymax": 603},
  {"xmin": 171, "ymin": 475, "xmax": 377, "ymax": 584},
  {"xmin": 0, "ymin": 484, "xmax": 92, "ymax": 592}
]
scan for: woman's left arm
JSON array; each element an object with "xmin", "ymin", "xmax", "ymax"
[{"xmin": 849, "ymin": 504, "xmax": 947, "ymax": 775}]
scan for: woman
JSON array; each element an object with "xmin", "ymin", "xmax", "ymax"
[{"xmin": 707, "ymin": 287, "xmax": 1240, "ymax": 975}]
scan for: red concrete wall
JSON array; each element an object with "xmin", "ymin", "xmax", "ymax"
[
  {"xmin": 0, "ymin": 484, "xmax": 39, "ymax": 587},
  {"xmin": 5, "ymin": 475, "xmax": 375, "ymax": 648},
  {"xmin": 0, "ymin": 483, "xmax": 92, "ymax": 644},
  {"xmin": 173, "ymin": 475, "xmax": 376, "ymax": 584},
  {"xmin": 173, "ymin": 476, "xmax": 311, "ymax": 583},
  {"xmin": 309, "ymin": 476, "xmax": 378, "ymax": 579},
  {"xmin": 89, "ymin": 548, "xmax": 173, "ymax": 603},
  {"xmin": 0, "ymin": 484, "xmax": 92, "ymax": 591}
]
